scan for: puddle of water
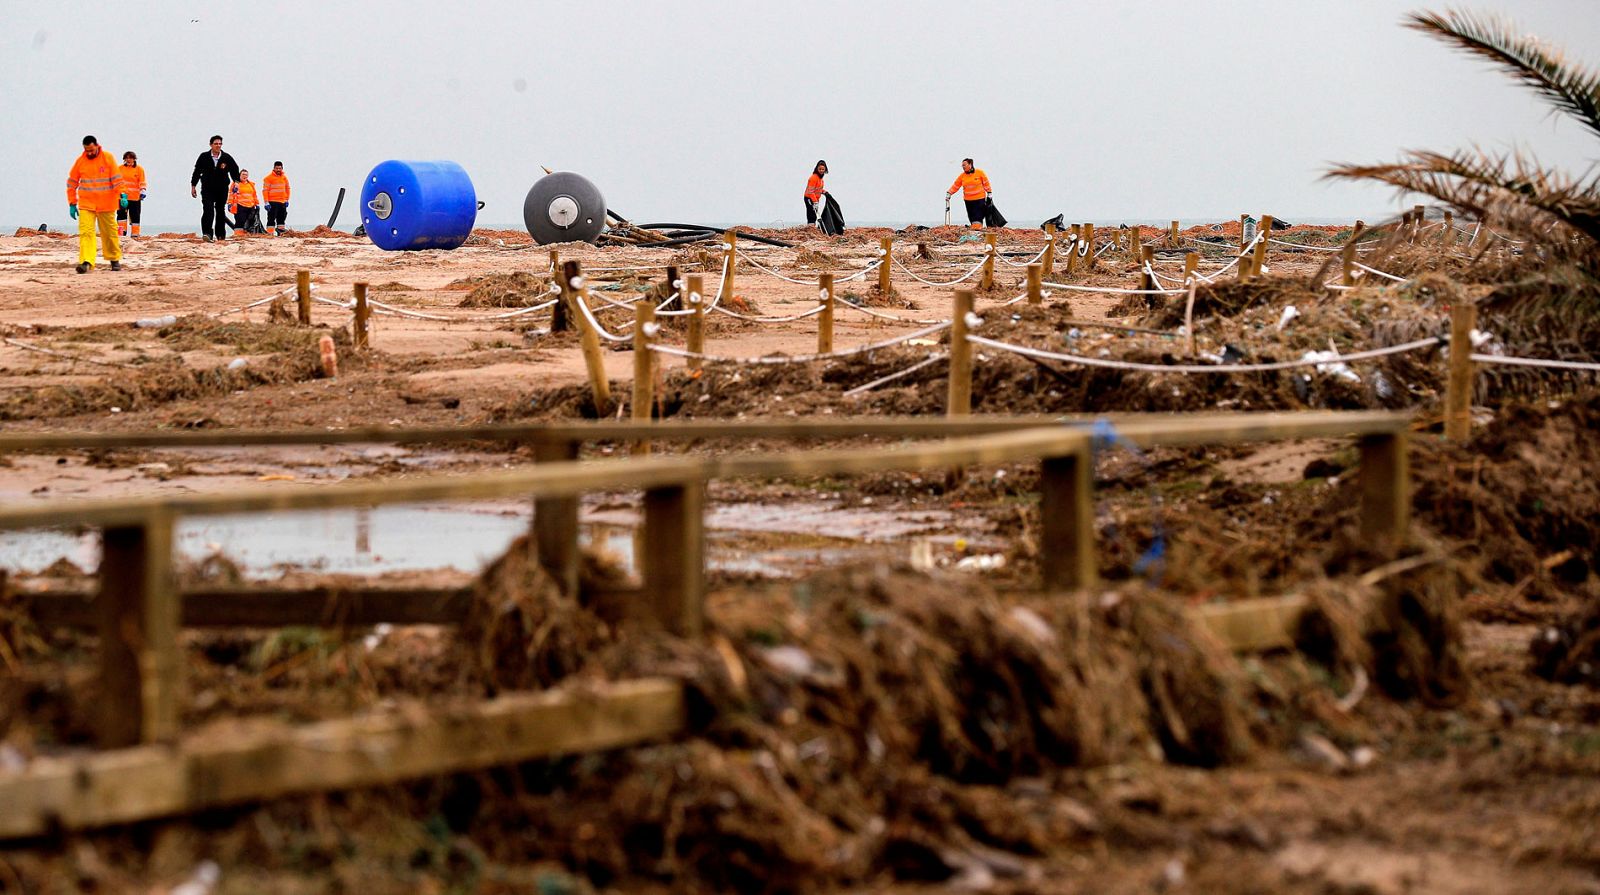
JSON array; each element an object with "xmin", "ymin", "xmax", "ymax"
[{"xmin": 0, "ymin": 500, "xmax": 971, "ymax": 580}]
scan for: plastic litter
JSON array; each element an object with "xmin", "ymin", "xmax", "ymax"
[{"xmin": 134, "ymin": 315, "xmax": 177, "ymax": 328}]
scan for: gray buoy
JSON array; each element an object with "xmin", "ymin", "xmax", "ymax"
[{"xmin": 523, "ymin": 172, "xmax": 606, "ymax": 244}]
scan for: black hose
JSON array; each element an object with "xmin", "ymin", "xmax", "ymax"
[
  {"xmin": 628, "ymin": 222, "xmax": 795, "ymax": 249},
  {"xmin": 606, "ymin": 208, "xmax": 628, "ymax": 224},
  {"xmin": 625, "ymin": 233, "xmax": 721, "ymax": 249}
]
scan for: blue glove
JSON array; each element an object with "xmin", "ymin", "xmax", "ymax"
[
  {"xmin": 119, "ymin": 194, "xmax": 129, "ymax": 209},
  {"xmin": 69, "ymin": 204, "xmax": 78, "ymax": 219}
]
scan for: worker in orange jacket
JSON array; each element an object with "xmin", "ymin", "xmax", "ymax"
[
  {"xmin": 945, "ymin": 158, "xmax": 993, "ymax": 230},
  {"xmin": 229, "ymin": 170, "xmax": 263, "ymax": 234},
  {"xmin": 116, "ymin": 151, "xmax": 147, "ymax": 238},
  {"xmin": 66, "ymin": 135, "xmax": 125, "ymax": 273},
  {"xmin": 803, "ymin": 160, "xmax": 827, "ymax": 227},
  {"xmin": 261, "ymin": 161, "xmax": 291, "ymax": 236}
]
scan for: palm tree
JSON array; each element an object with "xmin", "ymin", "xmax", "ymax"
[{"xmin": 1326, "ymin": 9, "xmax": 1600, "ymax": 260}]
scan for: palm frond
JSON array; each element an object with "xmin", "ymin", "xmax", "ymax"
[
  {"xmin": 1408, "ymin": 9, "xmax": 1600, "ymax": 141},
  {"xmin": 1325, "ymin": 149, "xmax": 1600, "ymax": 244}
]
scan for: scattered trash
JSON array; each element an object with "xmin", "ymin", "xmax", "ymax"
[
  {"xmin": 227, "ymin": 357, "xmax": 248, "ymax": 370},
  {"xmin": 955, "ymin": 553, "xmax": 1006, "ymax": 571},
  {"xmin": 134, "ymin": 315, "xmax": 177, "ymax": 329},
  {"xmin": 169, "ymin": 861, "xmax": 221, "ymax": 895},
  {"xmin": 1300, "ymin": 349, "xmax": 1361, "ymax": 383}
]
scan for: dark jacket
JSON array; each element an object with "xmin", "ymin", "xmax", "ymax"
[{"xmin": 191, "ymin": 150, "xmax": 241, "ymax": 196}]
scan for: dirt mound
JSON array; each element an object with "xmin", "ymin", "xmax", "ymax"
[
  {"xmin": 456, "ymin": 271, "xmax": 553, "ymax": 307},
  {"xmin": 793, "ymin": 248, "xmax": 839, "ymax": 269}
]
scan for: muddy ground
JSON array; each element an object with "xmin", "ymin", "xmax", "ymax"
[{"xmin": 1, "ymin": 224, "xmax": 1598, "ymax": 893}]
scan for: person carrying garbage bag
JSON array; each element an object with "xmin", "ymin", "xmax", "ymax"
[
  {"xmin": 804, "ymin": 160, "xmax": 846, "ymax": 235},
  {"xmin": 229, "ymin": 170, "xmax": 267, "ymax": 234},
  {"xmin": 66, "ymin": 135, "xmax": 125, "ymax": 273},
  {"xmin": 946, "ymin": 158, "xmax": 1005, "ymax": 229}
]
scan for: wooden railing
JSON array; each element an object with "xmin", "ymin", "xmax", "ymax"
[{"xmin": 0, "ymin": 409, "xmax": 1411, "ymax": 838}]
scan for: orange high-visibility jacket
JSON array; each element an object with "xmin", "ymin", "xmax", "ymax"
[
  {"xmin": 804, "ymin": 173, "xmax": 824, "ymax": 202},
  {"xmin": 66, "ymin": 151, "xmax": 125, "ymax": 213},
  {"xmin": 262, "ymin": 172, "xmax": 290, "ymax": 203},
  {"xmin": 230, "ymin": 180, "xmax": 259, "ymax": 210},
  {"xmin": 119, "ymin": 164, "xmax": 147, "ymax": 200},
  {"xmin": 948, "ymin": 169, "xmax": 991, "ymax": 201}
]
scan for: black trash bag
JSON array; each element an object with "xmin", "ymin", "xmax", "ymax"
[
  {"xmin": 1271, "ymin": 218, "xmax": 1293, "ymax": 230},
  {"xmin": 819, "ymin": 192, "xmax": 846, "ymax": 235},
  {"xmin": 234, "ymin": 207, "xmax": 267, "ymax": 234},
  {"xmin": 983, "ymin": 198, "xmax": 1008, "ymax": 228},
  {"xmin": 1041, "ymin": 213, "xmax": 1065, "ymax": 231}
]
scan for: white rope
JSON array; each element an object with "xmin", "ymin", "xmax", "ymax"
[
  {"xmin": 1266, "ymin": 237, "xmax": 1343, "ymax": 252},
  {"xmin": 648, "ymin": 322, "xmax": 951, "ymax": 366},
  {"xmin": 837, "ymin": 300, "xmax": 947, "ymax": 325},
  {"xmin": 711, "ymin": 303, "xmax": 828, "ymax": 323},
  {"xmin": 890, "ymin": 254, "xmax": 988, "ymax": 287},
  {"xmin": 964, "ymin": 334, "xmax": 1441, "ymax": 374},
  {"xmin": 1040, "ymin": 280, "xmax": 1184, "ymax": 297},
  {"xmin": 1354, "ymin": 262, "xmax": 1408, "ymax": 283},
  {"xmin": 1192, "ymin": 235, "xmax": 1262, "ymax": 283},
  {"xmin": 571, "ymin": 291, "xmax": 634, "ymax": 343},
  {"xmin": 211, "ymin": 286, "xmax": 295, "ymax": 318},
  {"xmin": 1471, "ymin": 353, "xmax": 1600, "ymax": 373},
  {"xmin": 843, "ymin": 352, "xmax": 947, "ymax": 396},
  {"xmin": 994, "ymin": 242, "xmax": 1052, "ymax": 268}
]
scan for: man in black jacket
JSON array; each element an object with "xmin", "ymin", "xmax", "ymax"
[{"xmin": 189, "ymin": 135, "xmax": 240, "ymax": 241}]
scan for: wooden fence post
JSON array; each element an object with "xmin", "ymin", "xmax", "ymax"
[
  {"xmin": 1139, "ymin": 246, "xmax": 1156, "ymax": 293},
  {"xmin": 1084, "ymin": 223, "xmax": 1097, "ymax": 269},
  {"xmin": 1039, "ymin": 442, "xmax": 1097, "ymax": 590},
  {"xmin": 1240, "ymin": 214, "xmax": 1249, "ymax": 252},
  {"xmin": 1412, "ymin": 204, "xmax": 1426, "ymax": 242},
  {"xmin": 1065, "ymin": 224, "xmax": 1080, "ymax": 275},
  {"xmin": 565, "ymin": 260, "xmax": 611, "ymax": 415},
  {"xmin": 1252, "ymin": 215, "xmax": 1274, "ymax": 274},
  {"xmin": 1026, "ymin": 263, "xmax": 1042, "ymax": 305},
  {"xmin": 1169, "ymin": 219, "xmax": 1180, "ymax": 244},
  {"xmin": 817, "ymin": 272, "xmax": 835, "ymax": 353},
  {"xmin": 98, "ymin": 509, "xmax": 180, "ymax": 747},
  {"xmin": 632, "ymin": 299, "xmax": 656, "ymax": 455},
  {"xmin": 1444, "ymin": 299, "xmax": 1477, "ymax": 441},
  {"xmin": 946, "ymin": 289, "xmax": 975, "ymax": 416},
  {"xmin": 1441, "ymin": 211, "xmax": 1455, "ymax": 248},
  {"xmin": 1042, "ymin": 222, "xmax": 1057, "ymax": 277},
  {"xmin": 1183, "ymin": 250, "xmax": 1198, "ymax": 284},
  {"xmin": 1238, "ymin": 246, "xmax": 1254, "ymax": 284},
  {"xmin": 533, "ymin": 440, "xmax": 580, "ymax": 595},
  {"xmin": 661, "ymin": 264, "xmax": 680, "ymax": 311},
  {"xmin": 296, "ymin": 270, "xmax": 311, "ymax": 325},
  {"xmin": 549, "ymin": 250, "xmax": 569, "ymax": 332},
  {"xmin": 352, "ymin": 283, "xmax": 370, "ymax": 350},
  {"xmin": 1129, "ymin": 224, "xmax": 1142, "ymax": 260},
  {"xmin": 1359, "ymin": 432, "xmax": 1410, "ymax": 550},
  {"xmin": 641, "ymin": 482, "xmax": 705, "ymax": 637},
  {"xmin": 981, "ymin": 232, "xmax": 997, "ymax": 289},
  {"xmin": 878, "ymin": 236, "xmax": 893, "ymax": 296},
  {"xmin": 685, "ymin": 273, "xmax": 705, "ymax": 371},
  {"xmin": 721, "ymin": 230, "xmax": 737, "ymax": 306}
]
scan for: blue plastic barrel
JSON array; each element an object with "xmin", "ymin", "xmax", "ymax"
[{"xmin": 360, "ymin": 160, "xmax": 477, "ymax": 251}]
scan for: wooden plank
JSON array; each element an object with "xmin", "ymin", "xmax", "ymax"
[
  {"xmin": 295, "ymin": 270, "xmax": 311, "ymax": 325},
  {"xmin": 713, "ymin": 427, "xmax": 1092, "ymax": 479},
  {"xmin": 1039, "ymin": 444, "xmax": 1097, "ymax": 590},
  {"xmin": 0, "ymin": 413, "xmax": 1411, "ymax": 531},
  {"xmin": 640, "ymin": 483, "xmax": 704, "ymax": 637},
  {"xmin": 817, "ymin": 272, "xmax": 834, "ymax": 354},
  {"xmin": 1444, "ymin": 299, "xmax": 1476, "ymax": 441},
  {"xmin": 632, "ymin": 299, "xmax": 655, "ymax": 456},
  {"xmin": 1191, "ymin": 594, "xmax": 1308, "ymax": 653},
  {"xmin": 25, "ymin": 585, "xmax": 475, "ymax": 629},
  {"xmin": 352, "ymin": 283, "xmax": 370, "ymax": 350},
  {"xmin": 981, "ymin": 233, "xmax": 996, "ymax": 289},
  {"xmin": 533, "ymin": 439, "xmax": 581, "ymax": 595},
  {"xmin": 947, "ymin": 290, "xmax": 975, "ymax": 416},
  {"xmin": 0, "ymin": 454, "xmax": 707, "ymax": 530},
  {"xmin": 567, "ymin": 260, "xmax": 612, "ymax": 415},
  {"xmin": 877, "ymin": 237, "xmax": 893, "ymax": 296},
  {"xmin": 0, "ymin": 678, "xmax": 686, "ymax": 840},
  {"xmin": 1359, "ymin": 432, "xmax": 1410, "ymax": 549},
  {"xmin": 685, "ymin": 273, "xmax": 705, "ymax": 371},
  {"xmin": 97, "ymin": 511, "xmax": 180, "ymax": 747}
]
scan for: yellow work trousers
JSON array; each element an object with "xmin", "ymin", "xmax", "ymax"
[{"xmin": 77, "ymin": 210, "xmax": 121, "ymax": 266}]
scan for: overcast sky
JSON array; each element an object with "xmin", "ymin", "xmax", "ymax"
[{"xmin": 4, "ymin": 0, "xmax": 1598, "ymax": 230}]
